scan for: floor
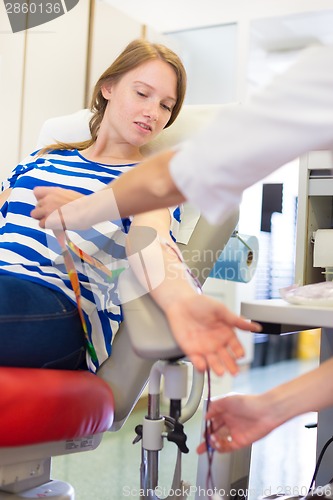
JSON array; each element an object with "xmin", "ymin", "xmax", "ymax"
[{"xmin": 52, "ymin": 358, "xmax": 319, "ymax": 500}]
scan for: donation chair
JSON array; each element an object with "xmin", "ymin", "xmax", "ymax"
[{"xmin": 0, "ymin": 105, "xmax": 240, "ymax": 499}]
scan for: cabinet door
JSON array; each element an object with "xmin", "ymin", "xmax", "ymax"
[
  {"xmin": 0, "ymin": 2, "xmax": 25, "ymax": 178},
  {"xmin": 87, "ymin": 1, "xmax": 142, "ymax": 98},
  {"xmin": 20, "ymin": 0, "xmax": 90, "ymax": 158}
]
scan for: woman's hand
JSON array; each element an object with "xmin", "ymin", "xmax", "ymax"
[{"xmin": 163, "ymin": 294, "xmax": 262, "ymax": 376}]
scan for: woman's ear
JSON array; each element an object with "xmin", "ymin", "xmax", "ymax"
[{"xmin": 101, "ymin": 83, "xmax": 112, "ymax": 100}]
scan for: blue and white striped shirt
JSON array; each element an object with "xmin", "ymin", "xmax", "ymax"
[{"xmin": 0, "ymin": 149, "xmax": 181, "ymax": 372}]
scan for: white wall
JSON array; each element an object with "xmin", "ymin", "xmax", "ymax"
[
  {"xmin": 165, "ymin": 24, "xmax": 238, "ymax": 105},
  {"xmin": 98, "ymin": 0, "xmax": 333, "ymax": 33}
]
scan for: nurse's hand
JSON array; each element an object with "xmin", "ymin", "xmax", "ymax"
[
  {"xmin": 196, "ymin": 393, "xmax": 278, "ymax": 454},
  {"xmin": 32, "ymin": 186, "xmax": 120, "ymax": 230},
  {"xmin": 163, "ymin": 294, "xmax": 262, "ymax": 376}
]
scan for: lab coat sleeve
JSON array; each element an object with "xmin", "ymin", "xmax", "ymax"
[{"xmin": 169, "ymin": 44, "xmax": 333, "ymax": 225}]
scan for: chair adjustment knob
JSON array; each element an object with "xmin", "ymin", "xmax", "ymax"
[
  {"xmin": 133, "ymin": 424, "xmax": 143, "ymax": 444},
  {"xmin": 167, "ymin": 421, "xmax": 189, "ymax": 454}
]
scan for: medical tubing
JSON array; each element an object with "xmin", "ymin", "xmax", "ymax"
[
  {"xmin": 308, "ymin": 435, "xmax": 333, "ymax": 493},
  {"xmin": 205, "ymin": 368, "xmax": 217, "ymax": 500},
  {"xmin": 170, "ymin": 399, "xmax": 182, "ymax": 421}
]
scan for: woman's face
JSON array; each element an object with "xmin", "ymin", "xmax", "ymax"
[{"xmin": 101, "ymin": 59, "xmax": 178, "ymax": 149}]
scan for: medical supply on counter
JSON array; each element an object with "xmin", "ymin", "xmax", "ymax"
[{"xmin": 211, "ymin": 232, "xmax": 259, "ymax": 283}]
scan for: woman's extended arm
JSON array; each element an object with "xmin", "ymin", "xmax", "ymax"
[
  {"xmin": 32, "ymin": 189, "xmax": 262, "ymax": 375},
  {"xmin": 127, "ymin": 208, "xmax": 261, "ymax": 376}
]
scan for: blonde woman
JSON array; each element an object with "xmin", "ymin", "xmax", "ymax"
[{"xmin": 0, "ymin": 39, "xmax": 188, "ymax": 372}]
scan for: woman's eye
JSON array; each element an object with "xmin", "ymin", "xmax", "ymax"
[
  {"xmin": 137, "ymin": 91, "xmax": 147, "ymax": 97},
  {"xmin": 161, "ymin": 103, "xmax": 172, "ymax": 112}
]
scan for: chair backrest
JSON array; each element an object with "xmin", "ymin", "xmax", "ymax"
[
  {"xmin": 37, "ymin": 104, "xmax": 239, "ymax": 431},
  {"xmin": 37, "ymin": 104, "xmax": 225, "ymax": 153}
]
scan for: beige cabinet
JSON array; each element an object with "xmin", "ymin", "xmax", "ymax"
[
  {"xmin": 87, "ymin": 1, "xmax": 142, "ymax": 97},
  {"xmin": 0, "ymin": 0, "xmax": 145, "ymax": 181},
  {"xmin": 20, "ymin": 0, "xmax": 90, "ymax": 160},
  {"xmin": 0, "ymin": 4, "xmax": 25, "ymax": 175}
]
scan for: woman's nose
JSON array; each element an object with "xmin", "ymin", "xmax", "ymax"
[{"xmin": 144, "ymin": 102, "xmax": 159, "ymax": 122}]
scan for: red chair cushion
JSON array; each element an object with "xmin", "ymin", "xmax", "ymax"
[{"xmin": 0, "ymin": 367, "xmax": 115, "ymax": 447}]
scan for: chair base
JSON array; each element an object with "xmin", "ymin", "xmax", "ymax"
[{"xmin": 0, "ymin": 480, "xmax": 74, "ymax": 499}]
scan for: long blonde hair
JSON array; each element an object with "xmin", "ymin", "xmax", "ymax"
[{"xmin": 40, "ymin": 39, "xmax": 187, "ymax": 155}]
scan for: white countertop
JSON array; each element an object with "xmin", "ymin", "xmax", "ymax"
[{"xmin": 241, "ymin": 299, "xmax": 333, "ymax": 330}]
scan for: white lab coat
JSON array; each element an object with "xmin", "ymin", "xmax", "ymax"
[{"xmin": 170, "ymin": 44, "xmax": 333, "ymax": 224}]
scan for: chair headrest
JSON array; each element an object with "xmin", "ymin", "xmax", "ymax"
[{"xmin": 37, "ymin": 104, "xmax": 226, "ymax": 153}]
